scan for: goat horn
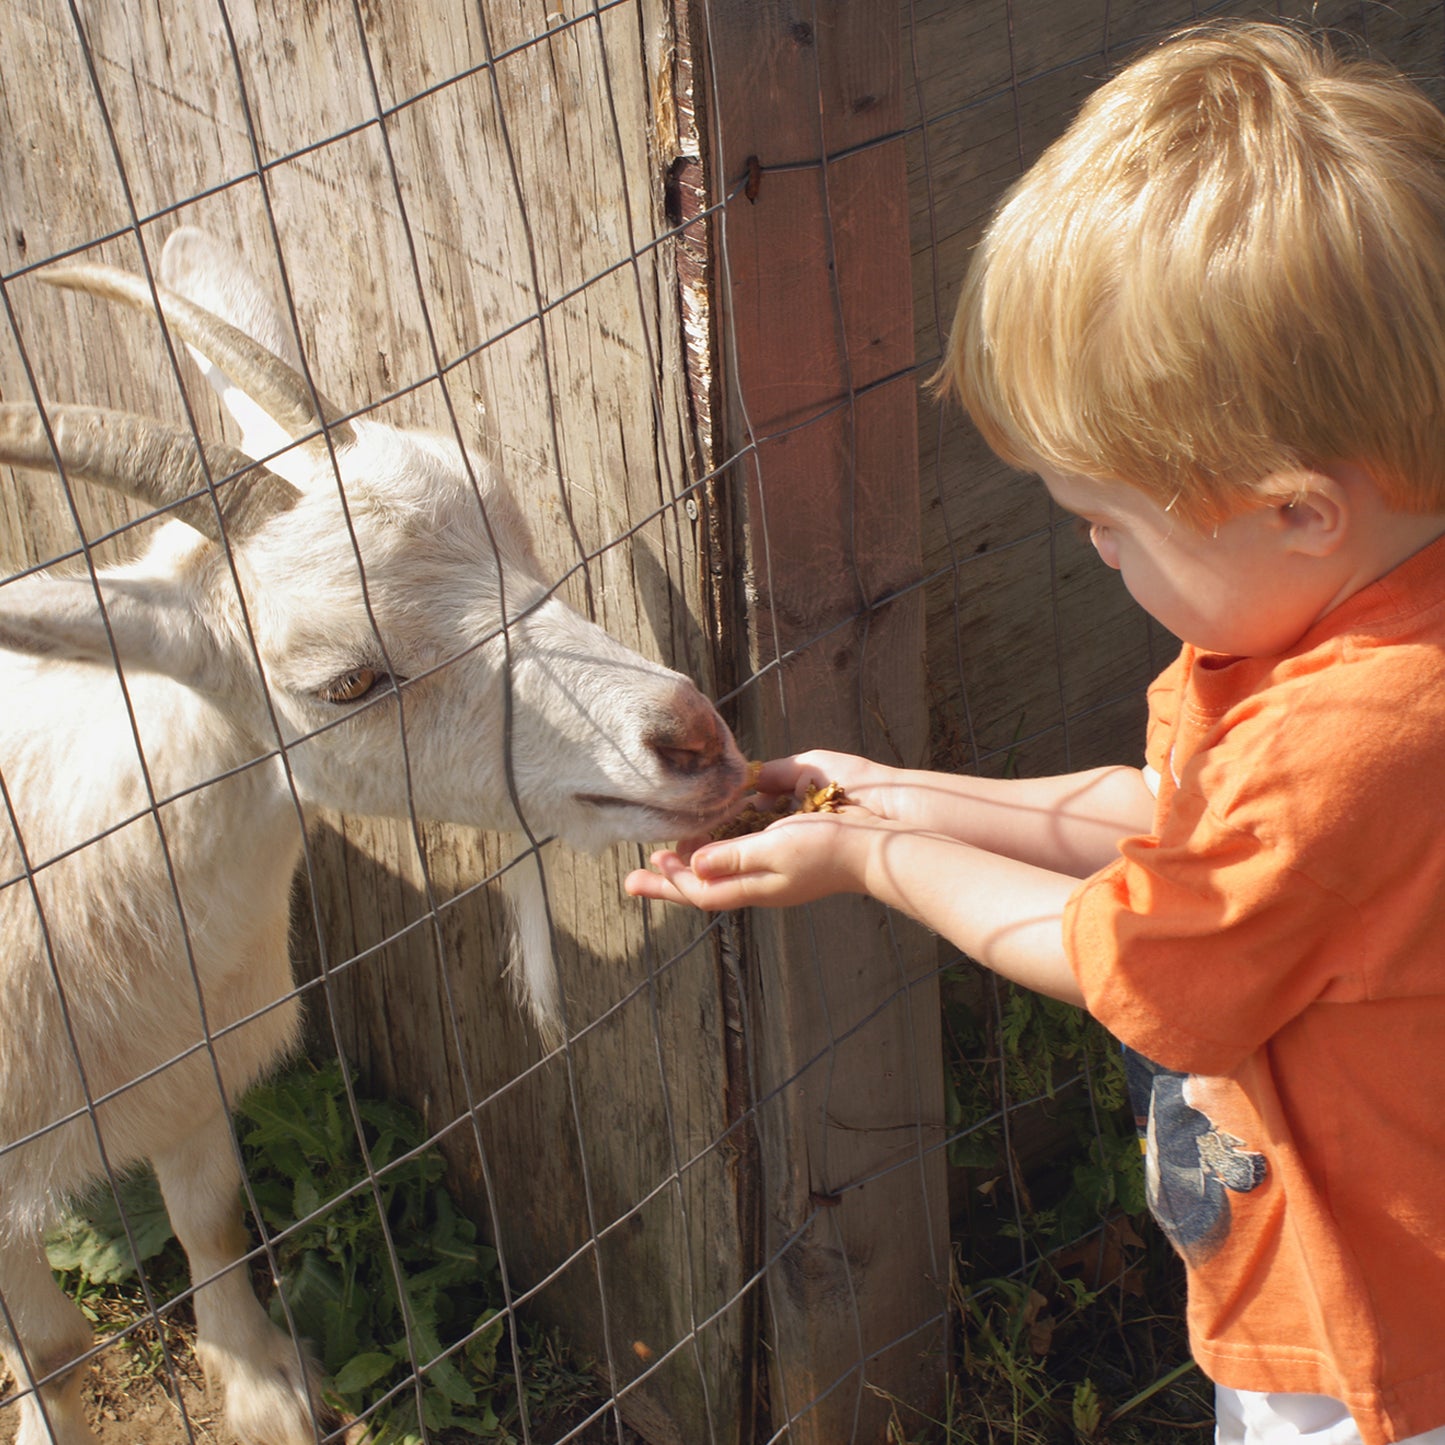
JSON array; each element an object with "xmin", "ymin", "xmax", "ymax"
[
  {"xmin": 0, "ymin": 403, "xmax": 301, "ymax": 544},
  {"xmin": 39, "ymin": 261, "xmax": 356, "ymax": 451}
]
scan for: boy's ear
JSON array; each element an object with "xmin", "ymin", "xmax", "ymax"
[{"xmin": 1267, "ymin": 468, "xmax": 1350, "ymax": 557}]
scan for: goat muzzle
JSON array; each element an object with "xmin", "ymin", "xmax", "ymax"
[{"xmin": 643, "ymin": 681, "xmax": 740, "ymax": 780}]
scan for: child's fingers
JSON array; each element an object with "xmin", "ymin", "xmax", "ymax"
[
  {"xmin": 624, "ymin": 859, "xmax": 693, "ymax": 903},
  {"xmin": 633, "ymin": 844, "xmax": 777, "ymax": 911},
  {"xmin": 628, "ymin": 814, "xmax": 851, "ymax": 912},
  {"xmin": 655, "ymin": 847, "xmax": 750, "ymax": 905},
  {"xmin": 689, "ymin": 840, "xmax": 742, "ymax": 880},
  {"xmin": 753, "ymin": 755, "xmax": 832, "ymax": 798},
  {"xmin": 670, "ymin": 831, "xmax": 715, "ymax": 863},
  {"xmin": 750, "ymin": 758, "xmax": 804, "ymax": 795}
]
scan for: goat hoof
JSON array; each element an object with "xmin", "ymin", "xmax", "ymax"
[{"xmin": 202, "ymin": 1332, "xmax": 333, "ymax": 1445}]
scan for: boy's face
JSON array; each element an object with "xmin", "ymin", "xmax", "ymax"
[{"xmin": 1039, "ymin": 467, "xmax": 1347, "ymax": 657}]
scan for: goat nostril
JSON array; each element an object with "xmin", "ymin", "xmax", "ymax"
[
  {"xmin": 647, "ymin": 683, "xmax": 732, "ymax": 777},
  {"xmin": 653, "ymin": 741, "xmax": 711, "ymax": 776}
]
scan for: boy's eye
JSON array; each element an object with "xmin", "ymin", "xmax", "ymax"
[{"xmin": 1071, "ymin": 516, "xmax": 1097, "ymax": 541}]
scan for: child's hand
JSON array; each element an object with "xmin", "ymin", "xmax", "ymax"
[
  {"xmin": 662, "ymin": 749, "xmax": 899, "ymax": 864},
  {"xmin": 750, "ymin": 750, "xmax": 896, "ymax": 811},
  {"xmin": 625, "ymin": 795, "xmax": 891, "ymax": 912}
]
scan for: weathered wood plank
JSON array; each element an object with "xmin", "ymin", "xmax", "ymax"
[{"xmin": 695, "ymin": 2, "xmax": 950, "ymax": 1439}]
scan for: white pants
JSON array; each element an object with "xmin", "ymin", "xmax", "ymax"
[{"xmin": 1216, "ymin": 1387, "xmax": 1445, "ymax": 1445}]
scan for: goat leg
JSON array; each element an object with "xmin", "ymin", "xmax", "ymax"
[
  {"xmin": 152, "ymin": 1120, "xmax": 328, "ymax": 1445},
  {"xmin": 0, "ymin": 1230, "xmax": 96, "ymax": 1445}
]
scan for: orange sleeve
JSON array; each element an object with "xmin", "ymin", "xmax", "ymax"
[
  {"xmin": 1064, "ymin": 790, "xmax": 1352, "ymax": 1077},
  {"xmin": 1063, "ymin": 642, "xmax": 1363, "ymax": 1074}
]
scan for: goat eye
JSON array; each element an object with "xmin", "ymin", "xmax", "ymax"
[{"xmin": 318, "ymin": 667, "xmax": 385, "ymax": 705}]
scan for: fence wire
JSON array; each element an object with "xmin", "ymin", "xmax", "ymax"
[{"xmin": 2, "ymin": 2, "xmax": 1442, "ymax": 1444}]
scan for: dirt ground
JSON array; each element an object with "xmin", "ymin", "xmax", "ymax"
[
  {"xmin": 0, "ymin": 1342, "xmax": 230, "ymax": 1444},
  {"xmin": 1, "ymin": 1341, "xmax": 640, "ymax": 1445}
]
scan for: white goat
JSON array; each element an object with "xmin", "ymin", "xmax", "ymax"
[{"xmin": 0, "ymin": 228, "xmax": 745, "ymax": 1445}]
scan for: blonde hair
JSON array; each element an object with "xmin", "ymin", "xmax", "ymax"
[{"xmin": 942, "ymin": 21, "xmax": 1445, "ymax": 526}]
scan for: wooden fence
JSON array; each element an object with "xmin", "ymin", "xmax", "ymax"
[{"xmin": 3, "ymin": 0, "xmax": 1442, "ymax": 1441}]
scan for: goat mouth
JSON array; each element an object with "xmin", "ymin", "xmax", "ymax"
[{"xmin": 574, "ymin": 792, "xmax": 732, "ymax": 831}]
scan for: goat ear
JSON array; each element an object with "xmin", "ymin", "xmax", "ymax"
[
  {"xmin": 0, "ymin": 574, "xmax": 221, "ymax": 690},
  {"xmin": 159, "ymin": 229, "xmax": 310, "ymax": 472},
  {"xmin": 160, "ymin": 228, "xmax": 299, "ymax": 364}
]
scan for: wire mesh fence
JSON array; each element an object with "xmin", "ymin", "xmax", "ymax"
[{"xmin": 2, "ymin": 1, "xmax": 1442, "ymax": 1443}]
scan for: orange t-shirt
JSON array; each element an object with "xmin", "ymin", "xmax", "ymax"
[{"xmin": 1064, "ymin": 532, "xmax": 1445, "ymax": 1445}]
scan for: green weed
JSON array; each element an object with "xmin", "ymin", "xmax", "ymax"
[
  {"xmin": 937, "ymin": 969, "xmax": 1213, "ymax": 1443},
  {"xmin": 44, "ymin": 1059, "xmax": 600, "ymax": 1443},
  {"xmin": 41, "ymin": 968, "xmax": 1210, "ymax": 1443}
]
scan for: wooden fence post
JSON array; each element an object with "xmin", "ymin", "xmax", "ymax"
[{"xmin": 695, "ymin": 3, "xmax": 951, "ymax": 1439}]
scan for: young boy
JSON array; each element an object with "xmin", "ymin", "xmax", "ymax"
[{"xmin": 626, "ymin": 21, "xmax": 1445, "ymax": 1445}]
